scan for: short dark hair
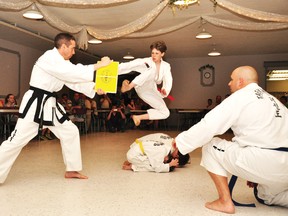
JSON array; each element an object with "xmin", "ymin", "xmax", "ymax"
[
  {"xmin": 150, "ymin": 41, "xmax": 167, "ymax": 53},
  {"xmin": 178, "ymin": 152, "xmax": 190, "ymax": 166},
  {"xmin": 54, "ymin": 33, "xmax": 76, "ymax": 49}
]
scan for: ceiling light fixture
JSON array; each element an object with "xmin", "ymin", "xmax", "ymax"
[
  {"xmin": 23, "ymin": 5, "xmax": 43, "ymax": 20},
  {"xmin": 123, "ymin": 52, "xmax": 135, "ymax": 60},
  {"xmin": 267, "ymin": 70, "xmax": 288, "ymax": 81},
  {"xmin": 196, "ymin": 29, "xmax": 212, "ymax": 39},
  {"xmin": 88, "ymin": 38, "xmax": 102, "ymax": 44},
  {"xmin": 208, "ymin": 48, "xmax": 221, "ymax": 57}
]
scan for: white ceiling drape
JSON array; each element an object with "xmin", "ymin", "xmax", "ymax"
[{"xmin": 0, "ymin": 0, "xmax": 287, "ymax": 50}]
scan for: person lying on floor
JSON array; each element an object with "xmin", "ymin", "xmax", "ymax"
[{"xmin": 122, "ymin": 133, "xmax": 190, "ymax": 172}]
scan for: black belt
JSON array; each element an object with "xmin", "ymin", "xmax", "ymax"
[{"xmin": 19, "ymin": 86, "xmax": 69, "ymax": 128}]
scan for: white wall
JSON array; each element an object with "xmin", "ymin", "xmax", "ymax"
[
  {"xmin": 1, "ymin": 37, "xmax": 288, "ymax": 108},
  {"xmin": 0, "ymin": 38, "xmax": 98, "ymax": 103},
  {"xmin": 166, "ymin": 54, "xmax": 288, "ymax": 109}
]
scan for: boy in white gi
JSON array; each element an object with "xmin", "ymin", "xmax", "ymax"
[
  {"xmin": 0, "ymin": 33, "xmax": 111, "ymax": 184},
  {"xmin": 118, "ymin": 41, "xmax": 172, "ymax": 126},
  {"xmin": 175, "ymin": 66, "xmax": 288, "ymax": 214},
  {"xmin": 122, "ymin": 133, "xmax": 190, "ymax": 172}
]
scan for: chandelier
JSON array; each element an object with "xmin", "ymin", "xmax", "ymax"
[{"xmin": 168, "ymin": 0, "xmax": 200, "ymax": 9}]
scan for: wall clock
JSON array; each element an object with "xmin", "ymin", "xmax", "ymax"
[{"xmin": 199, "ymin": 64, "xmax": 215, "ymax": 86}]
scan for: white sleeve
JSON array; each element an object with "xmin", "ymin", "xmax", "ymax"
[
  {"xmin": 118, "ymin": 58, "xmax": 149, "ymax": 75},
  {"xmin": 175, "ymin": 96, "xmax": 239, "ymax": 154},
  {"xmin": 65, "ymin": 82, "xmax": 96, "ymax": 98},
  {"xmin": 146, "ymin": 147, "xmax": 170, "ymax": 173}
]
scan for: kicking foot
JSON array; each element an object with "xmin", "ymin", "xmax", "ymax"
[
  {"xmin": 121, "ymin": 80, "xmax": 131, "ymax": 93},
  {"xmin": 64, "ymin": 171, "xmax": 88, "ymax": 179},
  {"xmin": 132, "ymin": 115, "xmax": 141, "ymax": 126},
  {"xmin": 205, "ymin": 199, "xmax": 235, "ymax": 214}
]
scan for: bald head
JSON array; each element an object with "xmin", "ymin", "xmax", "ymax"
[
  {"xmin": 229, "ymin": 66, "xmax": 258, "ymax": 93},
  {"xmin": 233, "ymin": 66, "xmax": 258, "ymax": 84}
]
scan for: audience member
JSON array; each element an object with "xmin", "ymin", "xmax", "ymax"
[
  {"xmin": 106, "ymin": 104, "xmax": 126, "ymax": 133},
  {"xmin": 58, "ymin": 93, "xmax": 72, "ymax": 114},
  {"xmin": 279, "ymin": 95, "xmax": 288, "ymax": 108},
  {"xmin": 175, "ymin": 66, "xmax": 288, "ymax": 213},
  {"xmin": 70, "ymin": 92, "xmax": 86, "ymax": 121},
  {"xmin": 4, "ymin": 94, "xmax": 18, "ymax": 108},
  {"xmin": 3, "ymin": 94, "xmax": 18, "ymax": 125},
  {"xmin": 122, "ymin": 133, "xmax": 190, "ymax": 172},
  {"xmin": 100, "ymin": 94, "xmax": 112, "ymax": 109},
  {"xmin": 215, "ymin": 95, "xmax": 222, "ymax": 106},
  {"xmin": 40, "ymin": 128, "xmax": 54, "ymax": 140},
  {"xmin": 84, "ymin": 95, "xmax": 97, "ymax": 132},
  {"xmin": 206, "ymin": 98, "xmax": 213, "ymax": 109}
]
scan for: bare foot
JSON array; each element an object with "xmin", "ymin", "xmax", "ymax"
[
  {"xmin": 64, "ymin": 171, "xmax": 88, "ymax": 179},
  {"xmin": 132, "ymin": 115, "xmax": 141, "ymax": 126},
  {"xmin": 122, "ymin": 163, "xmax": 132, "ymax": 170},
  {"xmin": 205, "ymin": 199, "xmax": 235, "ymax": 214},
  {"xmin": 123, "ymin": 160, "xmax": 131, "ymax": 166},
  {"xmin": 121, "ymin": 80, "xmax": 131, "ymax": 93}
]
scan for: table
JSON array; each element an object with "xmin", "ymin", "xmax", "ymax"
[
  {"xmin": 176, "ymin": 109, "xmax": 206, "ymax": 131},
  {"xmin": 0, "ymin": 108, "xmax": 19, "ymax": 139}
]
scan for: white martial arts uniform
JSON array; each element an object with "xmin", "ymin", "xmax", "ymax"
[
  {"xmin": 176, "ymin": 83, "xmax": 288, "ymax": 207},
  {"xmin": 0, "ymin": 47, "xmax": 96, "ymax": 183},
  {"xmin": 118, "ymin": 57, "xmax": 172, "ymax": 120},
  {"xmin": 126, "ymin": 133, "xmax": 174, "ymax": 172}
]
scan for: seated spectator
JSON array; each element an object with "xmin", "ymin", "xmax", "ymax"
[
  {"xmin": 215, "ymin": 95, "xmax": 222, "ymax": 107},
  {"xmin": 58, "ymin": 93, "xmax": 72, "ymax": 114},
  {"xmin": 39, "ymin": 128, "xmax": 54, "ymax": 140},
  {"xmin": 206, "ymin": 98, "xmax": 213, "ymax": 109},
  {"xmin": 4, "ymin": 94, "xmax": 18, "ymax": 108},
  {"xmin": 106, "ymin": 104, "xmax": 126, "ymax": 133},
  {"xmin": 69, "ymin": 92, "xmax": 86, "ymax": 122},
  {"xmin": 100, "ymin": 94, "xmax": 112, "ymax": 109},
  {"xmin": 84, "ymin": 95, "xmax": 98, "ymax": 132},
  {"xmin": 279, "ymin": 95, "xmax": 288, "ymax": 108}
]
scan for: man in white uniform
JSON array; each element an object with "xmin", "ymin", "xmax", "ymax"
[
  {"xmin": 0, "ymin": 33, "xmax": 111, "ymax": 184},
  {"xmin": 175, "ymin": 66, "xmax": 288, "ymax": 214},
  {"xmin": 123, "ymin": 133, "xmax": 190, "ymax": 172},
  {"xmin": 118, "ymin": 41, "xmax": 172, "ymax": 126}
]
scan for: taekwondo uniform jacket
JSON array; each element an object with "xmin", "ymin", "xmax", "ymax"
[
  {"xmin": 128, "ymin": 133, "xmax": 174, "ymax": 172},
  {"xmin": 19, "ymin": 47, "xmax": 96, "ymax": 126},
  {"xmin": 176, "ymin": 83, "xmax": 288, "ymax": 183},
  {"xmin": 118, "ymin": 57, "xmax": 173, "ymax": 98}
]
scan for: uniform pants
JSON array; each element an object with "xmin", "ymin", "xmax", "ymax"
[
  {"xmin": 0, "ymin": 118, "xmax": 82, "ymax": 183},
  {"xmin": 133, "ymin": 69, "xmax": 169, "ymax": 120},
  {"xmin": 126, "ymin": 142, "xmax": 153, "ymax": 172},
  {"xmin": 201, "ymin": 137, "xmax": 288, "ymax": 207}
]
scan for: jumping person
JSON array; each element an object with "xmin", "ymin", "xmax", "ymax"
[
  {"xmin": 118, "ymin": 41, "xmax": 172, "ymax": 126},
  {"xmin": 0, "ymin": 33, "xmax": 111, "ymax": 184}
]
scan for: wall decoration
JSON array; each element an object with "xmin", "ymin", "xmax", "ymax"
[{"xmin": 199, "ymin": 64, "xmax": 215, "ymax": 86}]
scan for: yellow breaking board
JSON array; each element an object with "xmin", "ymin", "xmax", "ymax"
[{"xmin": 95, "ymin": 61, "xmax": 119, "ymax": 93}]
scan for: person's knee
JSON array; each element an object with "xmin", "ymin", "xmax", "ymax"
[{"xmin": 160, "ymin": 108, "xmax": 170, "ymax": 119}]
